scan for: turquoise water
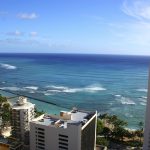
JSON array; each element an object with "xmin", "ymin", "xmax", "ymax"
[{"xmin": 0, "ymin": 53, "xmax": 149, "ymax": 128}]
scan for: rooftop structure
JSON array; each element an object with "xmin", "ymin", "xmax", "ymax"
[
  {"xmin": 30, "ymin": 108, "xmax": 97, "ymax": 150},
  {"xmin": 33, "ymin": 109, "xmax": 94, "ymax": 128}
]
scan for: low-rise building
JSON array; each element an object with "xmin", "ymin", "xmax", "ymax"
[
  {"xmin": 0, "ymin": 136, "xmax": 22, "ymax": 150},
  {"xmin": 30, "ymin": 108, "xmax": 97, "ymax": 150}
]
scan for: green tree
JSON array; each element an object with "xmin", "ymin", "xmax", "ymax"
[
  {"xmin": 96, "ymin": 137, "xmax": 109, "ymax": 146},
  {"xmin": 0, "ymin": 95, "xmax": 7, "ymax": 108},
  {"xmin": 34, "ymin": 108, "xmax": 44, "ymax": 117},
  {"xmin": 0, "ymin": 95, "xmax": 11, "ymax": 130},
  {"xmin": 102, "ymin": 127, "xmax": 112, "ymax": 139},
  {"xmin": 113, "ymin": 127, "xmax": 129, "ymax": 141},
  {"xmin": 97, "ymin": 119, "xmax": 104, "ymax": 135}
]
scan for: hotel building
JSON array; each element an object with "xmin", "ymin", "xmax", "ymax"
[
  {"xmin": 30, "ymin": 108, "xmax": 97, "ymax": 150},
  {"xmin": 11, "ymin": 97, "xmax": 35, "ymax": 149}
]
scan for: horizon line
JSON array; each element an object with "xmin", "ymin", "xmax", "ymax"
[{"xmin": 0, "ymin": 52, "xmax": 150, "ymax": 57}]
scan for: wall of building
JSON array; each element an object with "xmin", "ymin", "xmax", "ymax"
[
  {"xmin": 30, "ymin": 123, "xmax": 81, "ymax": 150},
  {"xmin": 143, "ymin": 71, "xmax": 150, "ymax": 150},
  {"xmin": 81, "ymin": 114, "xmax": 97, "ymax": 150}
]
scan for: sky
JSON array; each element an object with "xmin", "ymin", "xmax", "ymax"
[{"xmin": 0, "ymin": 0, "xmax": 150, "ymax": 55}]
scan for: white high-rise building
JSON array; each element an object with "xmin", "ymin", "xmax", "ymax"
[
  {"xmin": 30, "ymin": 108, "xmax": 97, "ymax": 150},
  {"xmin": 11, "ymin": 97, "xmax": 35, "ymax": 148},
  {"xmin": 143, "ymin": 72, "xmax": 150, "ymax": 150}
]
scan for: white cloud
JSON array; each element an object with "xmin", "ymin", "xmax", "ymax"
[
  {"xmin": 122, "ymin": 0, "xmax": 150, "ymax": 20},
  {"xmin": 107, "ymin": 0, "xmax": 150, "ymax": 53},
  {"xmin": 6, "ymin": 30, "xmax": 23, "ymax": 36},
  {"xmin": 17, "ymin": 13, "xmax": 38, "ymax": 19},
  {"xmin": 30, "ymin": 32, "xmax": 38, "ymax": 37}
]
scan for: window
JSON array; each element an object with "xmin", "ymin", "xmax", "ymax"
[
  {"xmin": 38, "ymin": 135, "xmax": 44, "ymax": 138},
  {"xmin": 59, "ymin": 142, "xmax": 68, "ymax": 146},
  {"xmin": 38, "ymin": 128, "xmax": 44, "ymax": 131},
  {"xmin": 59, "ymin": 138, "xmax": 68, "ymax": 142},
  {"xmin": 59, "ymin": 134, "xmax": 68, "ymax": 138}
]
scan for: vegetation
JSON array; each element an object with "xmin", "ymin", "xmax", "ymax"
[
  {"xmin": 0, "ymin": 94, "xmax": 44, "ymax": 133},
  {"xmin": 34, "ymin": 107, "xmax": 45, "ymax": 117},
  {"xmin": 96, "ymin": 137, "xmax": 109, "ymax": 146},
  {"xmin": 0, "ymin": 94, "xmax": 11, "ymax": 130},
  {"xmin": 97, "ymin": 113, "xmax": 144, "ymax": 148}
]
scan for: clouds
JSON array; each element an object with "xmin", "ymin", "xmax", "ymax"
[
  {"xmin": 30, "ymin": 32, "xmax": 38, "ymax": 37},
  {"xmin": 4, "ymin": 31, "xmax": 38, "ymax": 37},
  {"xmin": 6, "ymin": 31, "xmax": 23, "ymax": 36},
  {"xmin": 17, "ymin": 13, "xmax": 38, "ymax": 20},
  {"xmin": 0, "ymin": 12, "xmax": 38, "ymax": 20},
  {"xmin": 113, "ymin": 0, "xmax": 150, "ymax": 49},
  {"xmin": 122, "ymin": 0, "xmax": 150, "ymax": 20}
]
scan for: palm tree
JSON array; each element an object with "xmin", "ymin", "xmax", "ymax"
[
  {"xmin": 0, "ymin": 95, "xmax": 7, "ymax": 107},
  {"xmin": 137, "ymin": 121, "xmax": 144, "ymax": 144},
  {"xmin": 102, "ymin": 127, "xmax": 112, "ymax": 139}
]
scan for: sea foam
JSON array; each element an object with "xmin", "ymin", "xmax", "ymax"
[
  {"xmin": 45, "ymin": 84, "xmax": 106, "ymax": 94},
  {"xmin": 0, "ymin": 63, "xmax": 17, "ymax": 70},
  {"xmin": 0, "ymin": 86, "xmax": 21, "ymax": 91},
  {"xmin": 140, "ymin": 102, "xmax": 146, "ymax": 106},
  {"xmin": 136, "ymin": 89, "xmax": 147, "ymax": 92},
  {"xmin": 24, "ymin": 86, "xmax": 39, "ymax": 90},
  {"xmin": 120, "ymin": 97, "xmax": 136, "ymax": 105}
]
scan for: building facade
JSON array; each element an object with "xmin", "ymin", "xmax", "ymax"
[
  {"xmin": 11, "ymin": 97, "xmax": 35, "ymax": 148},
  {"xmin": 30, "ymin": 109, "xmax": 97, "ymax": 150},
  {"xmin": 143, "ymin": 72, "xmax": 150, "ymax": 149}
]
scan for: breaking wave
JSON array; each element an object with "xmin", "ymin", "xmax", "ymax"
[
  {"xmin": 45, "ymin": 84, "xmax": 106, "ymax": 94},
  {"xmin": 117, "ymin": 96, "xmax": 136, "ymax": 105},
  {"xmin": 140, "ymin": 102, "xmax": 146, "ymax": 106},
  {"xmin": 0, "ymin": 86, "xmax": 38, "ymax": 93},
  {"xmin": 24, "ymin": 86, "xmax": 39, "ymax": 90},
  {"xmin": 0, "ymin": 86, "xmax": 20, "ymax": 91},
  {"xmin": 0, "ymin": 63, "xmax": 17, "ymax": 70},
  {"xmin": 136, "ymin": 89, "xmax": 147, "ymax": 92}
]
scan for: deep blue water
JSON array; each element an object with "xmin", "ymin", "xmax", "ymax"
[{"xmin": 0, "ymin": 53, "xmax": 149, "ymax": 128}]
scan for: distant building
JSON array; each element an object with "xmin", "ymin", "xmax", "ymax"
[
  {"xmin": 11, "ymin": 97, "xmax": 35, "ymax": 149},
  {"xmin": 0, "ymin": 136, "xmax": 22, "ymax": 150},
  {"xmin": 30, "ymin": 108, "xmax": 97, "ymax": 150},
  {"xmin": 143, "ymin": 72, "xmax": 150, "ymax": 149}
]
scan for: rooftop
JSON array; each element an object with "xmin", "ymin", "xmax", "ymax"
[
  {"xmin": 12, "ymin": 96, "xmax": 35, "ymax": 110},
  {"xmin": 32, "ymin": 108, "xmax": 96, "ymax": 128}
]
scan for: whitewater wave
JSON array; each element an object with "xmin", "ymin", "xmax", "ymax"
[
  {"xmin": 136, "ymin": 89, "xmax": 147, "ymax": 92},
  {"xmin": 45, "ymin": 84, "xmax": 106, "ymax": 94},
  {"xmin": 141, "ymin": 96, "xmax": 147, "ymax": 99},
  {"xmin": 120, "ymin": 97, "xmax": 136, "ymax": 105},
  {"xmin": 0, "ymin": 86, "xmax": 21, "ymax": 91},
  {"xmin": 0, "ymin": 86, "xmax": 38, "ymax": 93},
  {"xmin": 125, "ymin": 113, "xmax": 133, "ymax": 118},
  {"xmin": 115, "ymin": 94, "xmax": 121, "ymax": 97},
  {"xmin": 138, "ymin": 97, "xmax": 147, "ymax": 103},
  {"xmin": 140, "ymin": 102, "xmax": 146, "ymax": 106},
  {"xmin": 24, "ymin": 86, "xmax": 38, "ymax": 90},
  {"xmin": 0, "ymin": 63, "xmax": 17, "ymax": 70}
]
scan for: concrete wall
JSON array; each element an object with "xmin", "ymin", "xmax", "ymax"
[{"xmin": 30, "ymin": 123, "xmax": 81, "ymax": 150}]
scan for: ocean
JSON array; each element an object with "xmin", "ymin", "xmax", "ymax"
[{"xmin": 0, "ymin": 53, "xmax": 149, "ymax": 129}]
